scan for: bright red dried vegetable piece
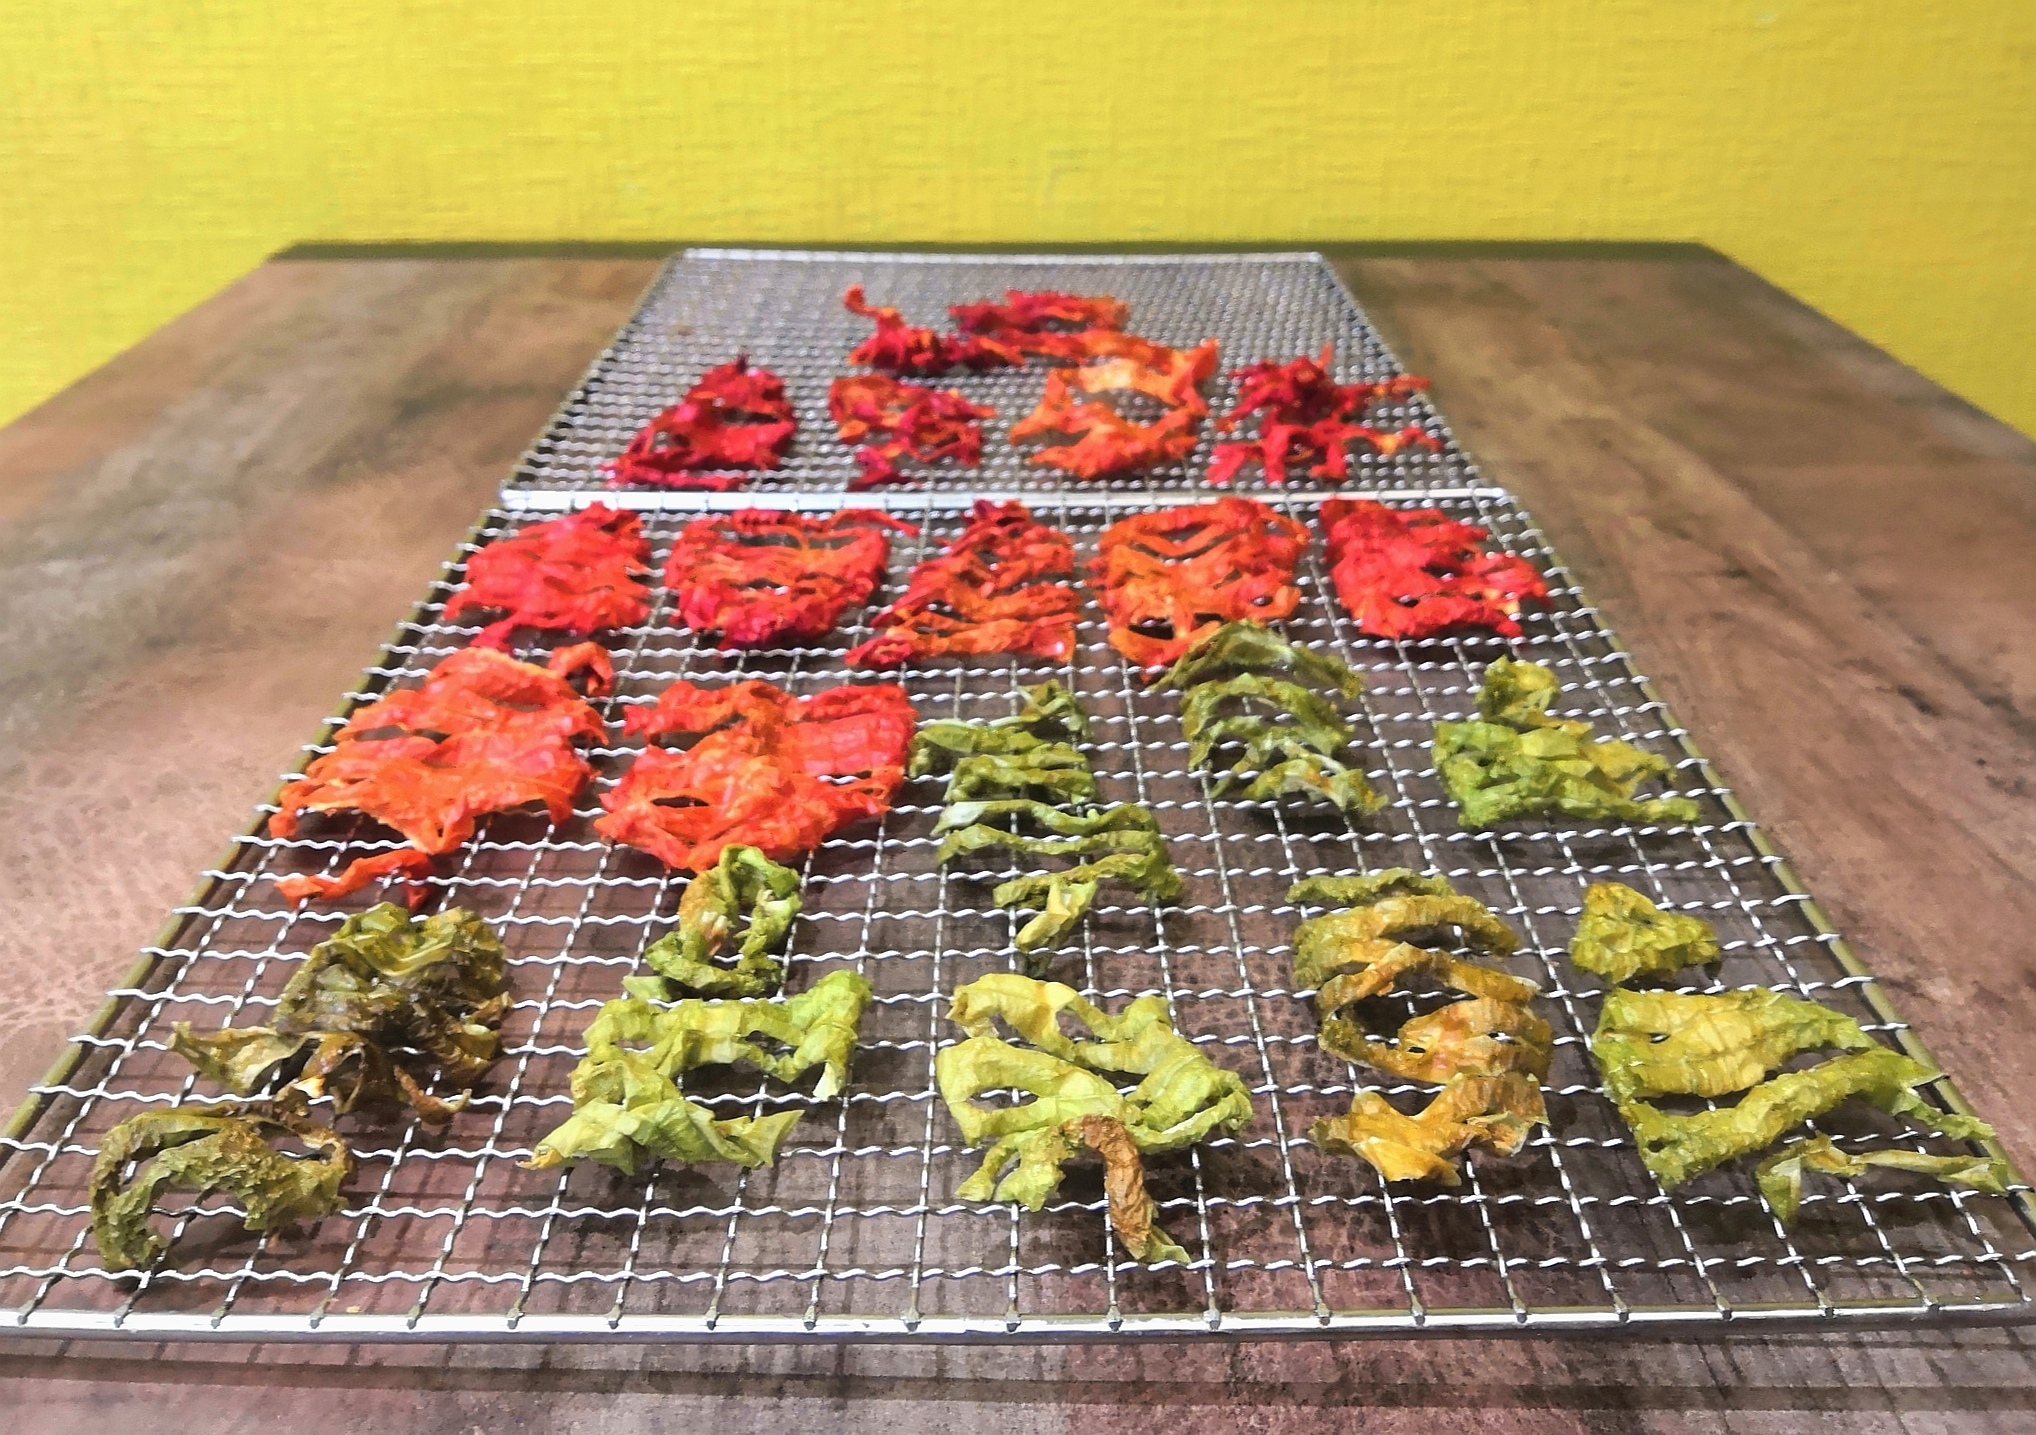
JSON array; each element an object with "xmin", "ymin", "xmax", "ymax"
[
  {"xmin": 1009, "ymin": 334, "xmax": 1219, "ymax": 479},
  {"xmin": 1093, "ymin": 497, "xmax": 1308, "ymax": 668},
  {"xmin": 274, "ymin": 848, "xmax": 437, "ymax": 910},
  {"xmin": 843, "ymin": 287, "xmax": 1021, "ymax": 376},
  {"xmin": 1319, "ymin": 498, "xmax": 1548, "ymax": 640},
  {"xmin": 272, "ymin": 647, "xmax": 606, "ymax": 903},
  {"xmin": 443, "ymin": 504, "xmax": 652, "ymax": 650},
  {"xmin": 948, "ymin": 290, "xmax": 1131, "ymax": 354},
  {"xmin": 598, "ymin": 678, "xmax": 915, "ymax": 871},
  {"xmin": 663, "ymin": 508, "xmax": 914, "ymax": 649},
  {"xmin": 845, "ymin": 500, "xmax": 1080, "ymax": 669},
  {"xmin": 605, "ymin": 358, "xmax": 796, "ymax": 490},
  {"xmin": 1208, "ymin": 347, "xmax": 1439, "ymax": 486},
  {"xmin": 827, "ymin": 375, "xmax": 995, "ymax": 491}
]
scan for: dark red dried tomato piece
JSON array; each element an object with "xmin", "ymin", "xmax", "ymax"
[
  {"xmin": 664, "ymin": 508, "xmax": 915, "ymax": 649},
  {"xmin": 1093, "ymin": 497, "xmax": 1307, "ymax": 668},
  {"xmin": 443, "ymin": 503, "xmax": 652, "ymax": 650},
  {"xmin": 845, "ymin": 500, "xmax": 1080, "ymax": 669},
  {"xmin": 605, "ymin": 358, "xmax": 795, "ymax": 490},
  {"xmin": 948, "ymin": 290, "xmax": 1130, "ymax": 353},
  {"xmin": 1319, "ymin": 498, "xmax": 1548, "ymax": 639},
  {"xmin": 843, "ymin": 287, "xmax": 1021, "ymax": 376},
  {"xmin": 827, "ymin": 375, "xmax": 994, "ymax": 490},
  {"xmin": 598, "ymin": 678, "xmax": 915, "ymax": 871}
]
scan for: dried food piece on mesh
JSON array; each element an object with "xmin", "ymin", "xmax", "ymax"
[
  {"xmin": 171, "ymin": 903, "xmax": 509, "ymax": 1123},
  {"xmin": 1311, "ymin": 1072, "xmax": 1544, "ymax": 1187},
  {"xmin": 598, "ymin": 677, "xmax": 914, "ymax": 872},
  {"xmin": 443, "ymin": 503, "xmax": 652, "ymax": 651},
  {"xmin": 273, "ymin": 847, "xmax": 437, "ymax": 910},
  {"xmin": 270, "ymin": 646, "xmax": 606, "ymax": 905},
  {"xmin": 936, "ymin": 812, "xmax": 1182, "ymax": 966},
  {"xmin": 1208, "ymin": 348, "xmax": 1438, "ymax": 486},
  {"xmin": 605, "ymin": 357, "xmax": 795, "ymax": 490},
  {"xmin": 827, "ymin": 374, "xmax": 996, "ymax": 490},
  {"xmin": 1590, "ymin": 986, "xmax": 1995, "ymax": 1190},
  {"xmin": 1151, "ymin": 619, "xmax": 1363, "ymax": 698},
  {"xmin": 1008, "ymin": 334, "xmax": 1221, "ymax": 479},
  {"xmin": 843, "ymin": 286, "xmax": 1021, "ymax": 376},
  {"xmin": 1567, "ymin": 881, "xmax": 1720, "ymax": 984},
  {"xmin": 1318, "ymin": 498, "xmax": 1548, "ymax": 640},
  {"xmin": 90, "ymin": 1100, "xmax": 352, "ymax": 1271},
  {"xmin": 1754, "ymin": 1134, "xmax": 2009, "ymax": 1228},
  {"xmin": 1175, "ymin": 670, "xmax": 1381, "ymax": 817},
  {"xmin": 846, "ymin": 501, "xmax": 1080, "ymax": 669},
  {"xmin": 936, "ymin": 974, "xmax": 1254, "ymax": 1263},
  {"xmin": 621, "ymin": 845, "xmax": 803, "ymax": 1001},
  {"xmin": 525, "ymin": 969, "xmax": 872, "ymax": 1173},
  {"xmin": 948, "ymin": 289, "xmax": 1131, "ymax": 353},
  {"xmin": 1288, "ymin": 867, "xmax": 1454, "ymax": 909},
  {"xmin": 663, "ymin": 507, "xmax": 914, "ymax": 649},
  {"xmin": 1094, "ymin": 497, "xmax": 1307, "ymax": 668},
  {"xmin": 1434, "ymin": 658, "xmax": 1698, "ymax": 830},
  {"xmin": 908, "ymin": 678, "xmax": 1091, "ymax": 774}
]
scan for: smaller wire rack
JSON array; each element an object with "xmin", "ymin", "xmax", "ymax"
[{"xmin": 2, "ymin": 489, "xmax": 2030, "ymax": 1344}]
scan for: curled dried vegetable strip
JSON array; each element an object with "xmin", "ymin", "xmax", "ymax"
[
  {"xmin": 90, "ymin": 1100, "xmax": 352, "ymax": 1272},
  {"xmin": 843, "ymin": 285, "xmax": 1020, "ymax": 375},
  {"xmin": 664, "ymin": 507, "xmax": 913, "ymax": 649},
  {"xmin": 599, "ymin": 677, "xmax": 913, "ymax": 873},
  {"xmin": 1157, "ymin": 621, "xmax": 1381, "ymax": 816},
  {"xmin": 1210, "ymin": 347, "xmax": 1438, "ymax": 486},
  {"xmin": 271, "ymin": 646, "xmax": 605, "ymax": 904},
  {"xmin": 1311, "ymin": 1074, "xmax": 1546, "ymax": 1188},
  {"xmin": 1094, "ymin": 497, "xmax": 1307, "ymax": 669},
  {"xmin": 1754, "ymin": 1135, "xmax": 2009, "ymax": 1228},
  {"xmin": 172, "ymin": 904, "xmax": 509, "ymax": 1124},
  {"xmin": 605, "ymin": 357, "xmax": 795, "ymax": 490},
  {"xmin": 444, "ymin": 503, "xmax": 652, "ymax": 651},
  {"xmin": 845, "ymin": 500, "xmax": 1080, "ymax": 670},
  {"xmin": 827, "ymin": 374, "xmax": 995, "ymax": 490},
  {"xmin": 948, "ymin": 289, "xmax": 1130, "ymax": 355},
  {"xmin": 1434, "ymin": 658, "xmax": 1698, "ymax": 830},
  {"xmin": 1318, "ymin": 498, "xmax": 1548, "ymax": 640},
  {"xmin": 622, "ymin": 845, "xmax": 803, "ymax": 1001},
  {"xmin": 935, "ymin": 974, "xmax": 1253, "ymax": 1264},
  {"xmin": 525, "ymin": 969, "xmax": 873, "ymax": 1174},
  {"xmin": 1567, "ymin": 881, "xmax": 1720, "ymax": 984},
  {"xmin": 1009, "ymin": 333, "xmax": 1220, "ymax": 479}
]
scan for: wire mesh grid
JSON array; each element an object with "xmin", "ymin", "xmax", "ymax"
[
  {"xmin": 2, "ymin": 488, "xmax": 2031, "ymax": 1344},
  {"xmin": 503, "ymin": 249, "xmax": 1471, "ymax": 502}
]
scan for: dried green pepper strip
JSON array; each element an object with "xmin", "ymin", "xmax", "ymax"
[
  {"xmin": 90, "ymin": 1100, "xmax": 352, "ymax": 1271},
  {"xmin": 1567, "ymin": 881, "xmax": 1719, "ymax": 984},
  {"xmin": 526, "ymin": 969, "xmax": 872, "ymax": 1174},
  {"xmin": 1590, "ymin": 987, "xmax": 1877, "ymax": 1106},
  {"xmin": 1152, "ymin": 620, "xmax": 1364, "ymax": 698},
  {"xmin": 1289, "ymin": 868, "xmax": 1453, "ymax": 909},
  {"xmin": 940, "ymin": 815, "xmax": 1182, "ymax": 968},
  {"xmin": 941, "ymin": 746, "xmax": 1098, "ymax": 805},
  {"xmin": 171, "ymin": 903, "xmax": 508, "ymax": 1122},
  {"xmin": 1434, "ymin": 658, "xmax": 1699, "ymax": 830},
  {"xmin": 907, "ymin": 678, "xmax": 1089, "ymax": 775},
  {"xmin": 935, "ymin": 974, "xmax": 1253, "ymax": 1263},
  {"xmin": 1311, "ymin": 1073, "xmax": 1544, "ymax": 1187},
  {"xmin": 1754, "ymin": 1134, "xmax": 2010, "ymax": 1227},
  {"xmin": 621, "ymin": 845, "xmax": 801, "ymax": 1001}
]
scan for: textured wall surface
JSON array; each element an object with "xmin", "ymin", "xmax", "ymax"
[{"xmin": 2, "ymin": 2, "xmax": 2032, "ymax": 434}]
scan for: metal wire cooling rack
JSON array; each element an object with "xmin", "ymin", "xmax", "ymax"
[
  {"xmin": 3, "ymin": 488, "xmax": 2031, "ymax": 1344},
  {"xmin": 502, "ymin": 249, "xmax": 1471, "ymax": 500}
]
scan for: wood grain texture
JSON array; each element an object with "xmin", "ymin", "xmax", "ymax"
[{"xmin": 5, "ymin": 250, "xmax": 2036, "ymax": 1432}]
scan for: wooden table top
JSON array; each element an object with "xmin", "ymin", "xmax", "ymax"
[{"xmin": 2, "ymin": 246, "xmax": 2033, "ymax": 1432}]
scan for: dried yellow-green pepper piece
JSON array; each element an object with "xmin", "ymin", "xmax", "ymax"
[
  {"xmin": 1568, "ymin": 881, "xmax": 1719, "ymax": 984},
  {"xmin": 1311, "ymin": 1073, "xmax": 1546, "ymax": 1187},
  {"xmin": 623, "ymin": 845, "xmax": 801, "ymax": 1001},
  {"xmin": 1754, "ymin": 1134, "xmax": 2010, "ymax": 1226}
]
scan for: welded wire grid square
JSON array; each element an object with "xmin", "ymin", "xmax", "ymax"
[
  {"xmin": 504, "ymin": 249, "xmax": 1469, "ymax": 501},
  {"xmin": 2, "ymin": 491, "xmax": 2031, "ymax": 1343}
]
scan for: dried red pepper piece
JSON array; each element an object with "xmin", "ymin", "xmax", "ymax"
[
  {"xmin": 1093, "ymin": 497, "xmax": 1307, "ymax": 668},
  {"xmin": 598, "ymin": 678, "xmax": 915, "ymax": 871},
  {"xmin": 1319, "ymin": 498, "xmax": 1548, "ymax": 640},
  {"xmin": 845, "ymin": 500, "xmax": 1080, "ymax": 669},
  {"xmin": 827, "ymin": 375, "xmax": 995, "ymax": 491},
  {"xmin": 1208, "ymin": 347, "xmax": 1439, "ymax": 486},
  {"xmin": 443, "ymin": 503, "xmax": 652, "ymax": 651},
  {"xmin": 948, "ymin": 290, "xmax": 1131, "ymax": 354},
  {"xmin": 843, "ymin": 287, "xmax": 1021, "ymax": 376},
  {"xmin": 1009, "ymin": 333, "xmax": 1219, "ymax": 479},
  {"xmin": 664, "ymin": 508, "xmax": 914, "ymax": 649},
  {"xmin": 605, "ymin": 358, "xmax": 795, "ymax": 490},
  {"xmin": 274, "ymin": 848, "xmax": 437, "ymax": 910},
  {"xmin": 272, "ymin": 646, "xmax": 606, "ymax": 903}
]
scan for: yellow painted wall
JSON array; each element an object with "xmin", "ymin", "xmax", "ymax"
[{"xmin": 3, "ymin": 3, "xmax": 2032, "ymax": 435}]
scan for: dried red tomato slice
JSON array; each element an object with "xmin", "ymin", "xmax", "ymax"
[
  {"xmin": 947, "ymin": 290, "xmax": 1130, "ymax": 353},
  {"xmin": 664, "ymin": 508, "xmax": 915, "ymax": 649},
  {"xmin": 845, "ymin": 500, "xmax": 1080, "ymax": 669},
  {"xmin": 1094, "ymin": 497, "xmax": 1308, "ymax": 668},
  {"xmin": 605, "ymin": 358, "xmax": 795, "ymax": 490},
  {"xmin": 598, "ymin": 678, "xmax": 915, "ymax": 871},
  {"xmin": 827, "ymin": 375, "xmax": 995, "ymax": 491},
  {"xmin": 1319, "ymin": 498, "xmax": 1548, "ymax": 639},
  {"xmin": 271, "ymin": 646, "xmax": 606, "ymax": 902},
  {"xmin": 843, "ymin": 287, "xmax": 1021, "ymax": 376},
  {"xmin": 1209, "ymin": 348, "xmax": 1438, "ymax": 485},
  {"xmin": 443, "ymin": 504, "xmax": 652, "ymax": 650}
]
